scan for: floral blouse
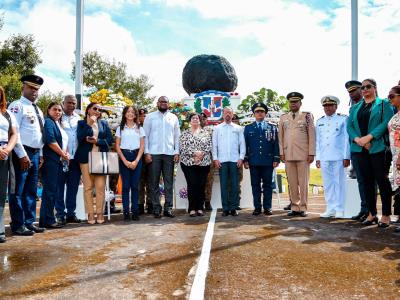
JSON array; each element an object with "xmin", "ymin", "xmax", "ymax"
[{"xmin": 179, "ymin": 128, "xmax": 212, "ymax": 166}]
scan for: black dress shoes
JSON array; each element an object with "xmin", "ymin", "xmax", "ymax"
[
  {"xmin": 231, "ymin": 210, "xmax": 239, "ymax": 216},
  {"xmin": 351, "ymin": 212, "xmax": 367, "ymax": 220},
  {"xmin": 284, "ymin": 204, "xmax": 291, "ymax": 211},
  {"xmin": 132, "ymin": 212, "xmax": 140, "ymax": 221},
  {"xmin": 394, "ymin": 226, "xmax": 400, "ymax": 233},
  {"xmin": 26, "ymin": 224, "xmax": 46, "ymax": 233},
  {"xmin": 66, "ymin": 215, "xmax": 81, "ymax": 223},
  {"xmin": 252, "ymin": 208, "xmax": 262, "ymax": 216},
  {"xmin": 0, "ymin": 236, "xmax": 5, "ymax": 243},
  {"xmin": 264, "ymin": 209, "xmax": 273, "ymax": 215},
  {"xmin": 44, "ymin": 223, "xmax": 63, "ymax": 229},
  {"xmin": 222, "ymin": 210, "xmax": 230, "ymax": 217},
  {"xmin": 298, "ymin": 211, "xmax": 307, "ymax": 217},
  {"xmin": 57, "ymin": 218, "xmax": 66, "ymax": 226},
  {"xmin": 123, "ymin": 213, "xmax": 130, "ymax": 221},
  {"xmin": 163, "ymin": 210, "xmax": 175, "ymax": 218},
  {"xmin": 204, "ymin": 202, "xmax": 213, "ymax": 211},
  {"xmin": 13, "ymin": 225, "xmax": 34, "ymax": 236},
  {"xmin": 154, "ymin": 212, "xmax": 162, "ymax": 219},
  {"xmin": 287, "ymin": 211, "xmax": 298, "ymax": 217},
  {"xmin": 362, "ymin": 216, "xmax": 378, "ymax": 226},
  {"xmin": 236, "ymin": 206, "xmax": 242, "ymax": 211}
]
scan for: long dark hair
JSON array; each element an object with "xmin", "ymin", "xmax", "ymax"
[
  {"xmin": 85, "ymin": 102, "xmax": 101, "ymax": 120},
  {"xmin": 390, "ymin": 85, "xmax": 400, "ymax": 95},
  {"xmin": 0, "ymin": 86, "xmax": 6, "ymax": 113},
  {"xmin": 120, "ymin": 105, "xmax": 140, "ymax": 132},
  {"xmin": 47, "ymin": 101, "xmax": 63, "ymax": 124}
]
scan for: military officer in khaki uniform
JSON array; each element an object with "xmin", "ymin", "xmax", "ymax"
[{"xmin": 278, "ymin": 92, "xmax": 316, "ymax": 217}]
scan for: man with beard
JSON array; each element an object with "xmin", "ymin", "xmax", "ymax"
[{"xmin": 143, "ymin": 97, "xmax": 180, "ymax": 218}]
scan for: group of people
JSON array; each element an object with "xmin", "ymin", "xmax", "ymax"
[{"xmin": 1, "ymin": 74, "xmax": 400, "ymax": 244}]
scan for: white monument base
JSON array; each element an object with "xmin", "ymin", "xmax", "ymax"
[{"xmin": 342, "ymin": 178, "xmax": 361, "ymax": 218}]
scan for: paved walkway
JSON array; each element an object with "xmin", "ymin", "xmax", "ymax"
[{"xmin": 0, "ymin": 196, "xmax": 399, "ymax": 299}]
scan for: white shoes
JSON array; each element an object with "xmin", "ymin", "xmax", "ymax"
[
  {"xmin": 335, "ymin": 211, "xmax": 344, "ymax": 218},
  {"xmin": 320, "ymin": 210, "xmax": 336, "ymax": 218}
]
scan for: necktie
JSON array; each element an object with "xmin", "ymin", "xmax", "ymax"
[
  {"xmin": 258, "ymin": 122, "xmax": 263, "ymax": 134},
  {"xmin": 292, "ymin": 113, "xmax": 296, "ymax": 120},
  {"xmin": 32, "ymin": 103, "xmax": 44, "ymax": 136}
]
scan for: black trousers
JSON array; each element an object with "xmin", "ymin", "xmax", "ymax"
[
  {"xmin": 352, "ymin": 151, "xmax": 392, "ymax": 216},
  {"xmin": 181, "ymin": 163, "xmax": 210, "ymax": 211}
]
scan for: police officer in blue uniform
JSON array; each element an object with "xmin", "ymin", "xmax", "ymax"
[
  {"xmin": 8, "ymin": 75, "xmax": 46, "ymax": 235},
  {"xmin": 244, "ymin": 103, "xmax": 280, "ymax": 216}
]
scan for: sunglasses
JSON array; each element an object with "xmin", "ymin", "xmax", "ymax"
[
  {"xmin": 388, "ymin": 93, "xmax": 400, "ymax": 100},
  {"xmin": 361, "ymin": 84, "xmax": 374, "ymax": 91},
  {"xmin": 92, "ymin": 107, "xmax": 100, "ymax": 111}
]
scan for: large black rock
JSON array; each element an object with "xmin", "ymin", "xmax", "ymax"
[{"xmin": 182, "ymin": 54, "xmax": 238, "ymax": 95}]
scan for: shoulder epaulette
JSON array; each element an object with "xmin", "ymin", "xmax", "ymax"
[
  {"xmin": 337, "ymin": 113, "xmax": 347, "ymax": 117},
  {"xmin": 317, "ymin": 116, "xmax": 325, "ymax": 120}
]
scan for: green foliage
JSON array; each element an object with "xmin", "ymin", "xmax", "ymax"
[
  {"xmin": 222, "ymin": 96, "xmax": 231, "ymax": 107},
  {"xmin": 36, "ymin": 90, "xmax": 63, "ymax": 115},
  {"xmin": 71, "ymin": 51, "xmax": 154, "ymax": 109},
  {"xmin": 237, "ymin": 87, "xmax": 289, "ymax": 114},
  {"xmin": 0, "ymin": 30, "xmax": 43, "ymax": 102},
  {"xmin": 194, "ymin": 98, "xmax": 202, "ymax": 113}
]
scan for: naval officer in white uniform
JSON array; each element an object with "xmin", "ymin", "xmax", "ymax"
[{"xmin": 316, "ymin": 95, "xmax": 350, "ymax": 218}]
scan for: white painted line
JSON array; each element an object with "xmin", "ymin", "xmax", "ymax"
[{"xmin": 189, "ymin": 209, "xmax": 217, "ymax": 300}]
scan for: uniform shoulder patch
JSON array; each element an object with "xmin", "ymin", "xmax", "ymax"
[
  {"xmin": 8, "ymin": 101, "xmax": 22, "ymax": 114},
  {"xmin": 337, "ymin": 113, "xmax": 347, "ymax": 117},
  {"xmin": 317, "ymin": 116, "xmax": 325, "ymax": 120}
]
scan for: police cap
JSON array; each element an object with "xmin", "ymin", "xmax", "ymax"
[
  {"xmin": 286, "ymin": 92, "xmax": 303, "ymax": 102},
  {"xmin": 345, "ymin": 80, "xmax": 362, "ymax": 92},
  {"xmin": 20, "ymin": 74, "xmax": 44, "ymax": 89},
  {"xmin": 251, "ymin": 102, "xmax": 268, "ymax": 113},
  {"xmin": 321, "ymin": 95, "xmax": 340, "ymax": 106}
]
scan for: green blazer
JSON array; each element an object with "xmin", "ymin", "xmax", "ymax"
[{"xmin": 347, "ymin": 97, "xmax": 393, "ymax": 154}]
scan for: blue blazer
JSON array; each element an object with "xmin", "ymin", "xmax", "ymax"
[
  {"xmin": 75, "ymin": 119, "xmax": 114, "ymax": 164},
  {"xmin": 347, "ymin": 97, "xmax": 393, "ymax": 154},
  {"xmin": 43, "ymin": 117, "xmax": 63, "ymax": 163},
  {"xmin": 244, "ymin": 121, "xmax": 280, "ymax": 166}
]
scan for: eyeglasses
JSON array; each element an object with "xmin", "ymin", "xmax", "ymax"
[
  {"xmin": 388, "ymin": 94, "xmax": 400, "ymax": 100},
  {"xmin": 361, "ymin": 84, "xmax": 374, "ymax": 91}
]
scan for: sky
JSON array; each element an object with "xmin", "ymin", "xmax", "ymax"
[{"xmin": 1, "ymin": 0, "xmax": 399, "ymax": 118}]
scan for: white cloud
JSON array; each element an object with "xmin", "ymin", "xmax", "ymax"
[{"xmin": 86, "ymin": 0, "xmax": 140, "ymax": 10}]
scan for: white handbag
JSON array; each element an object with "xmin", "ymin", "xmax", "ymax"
[{"xmin": 88, "ymin": 151, "xmax": 119, "ymax": 175}]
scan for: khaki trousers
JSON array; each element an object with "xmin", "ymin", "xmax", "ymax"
[
  {"xmin": 80, "ymin": 163, "xmax": 106, "ymax": 215},
  {"xmin": 285, "ymin": 161, "xmax": 310, "ymax": 212}
]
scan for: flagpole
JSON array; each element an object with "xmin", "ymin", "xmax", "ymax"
[
  {"xmin": 75, "ymin": 0, "xmax": 84, "ymax": 111},
  {"xmin": 351, "ymin": 0, "xmax": 358, "ymax": 80}
]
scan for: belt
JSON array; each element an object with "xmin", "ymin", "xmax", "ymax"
[
  {"xmin": 121, "ymin": 148, "xmax": 139, "ymax": 153},
  {"xmin": 23, "ymin": 145, "xmax": 40, "ymax": 153}
]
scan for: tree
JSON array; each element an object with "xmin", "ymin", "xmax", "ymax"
[
  {"xmin": 0, "ymin": 27, "xmax": 43, "ymax": 101},
  {"xmin": 36, "ymin": 90, "xmax": 63, "ymax": 115},
  {"xmin": 237, "ymin": 87, "xmax": 289, "ymax": 114},
  {"xmin": 72, "ymin": 51, "xmax": 154, "ymax": 109}
]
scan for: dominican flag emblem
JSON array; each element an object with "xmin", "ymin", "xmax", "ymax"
[{"xmin": 194, "ymin": 90, "xmax": 231, "ymax": 121}]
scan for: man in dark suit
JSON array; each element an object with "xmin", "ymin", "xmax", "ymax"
[{"xmin": 244, "ymin": 103, "xmax": 280, "ymax": 215}]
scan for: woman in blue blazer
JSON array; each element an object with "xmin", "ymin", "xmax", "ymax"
[
  {"xmin": 39, "ymin": 102, "xmax": 70, "ymax": 229},
  {"xmin": 75, "ymin": 102, "xmax": 113, "ymax": 224},
  {"xmin": 347, "ymin": 78, "xmax": 393, "ymax": 227}
]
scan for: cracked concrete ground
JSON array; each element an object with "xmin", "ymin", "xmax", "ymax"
[{"xmin": 0, "ymin": 196, "xmax": 399, "ymax": 299}]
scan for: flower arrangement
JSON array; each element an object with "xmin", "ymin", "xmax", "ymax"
[
  {"xmin": 86, "ymin": 89, "xmax": 134, "ymax": 130},
  {"xmin": 168, "ymin": 101, "xmax": 193, "ymax": 130}
]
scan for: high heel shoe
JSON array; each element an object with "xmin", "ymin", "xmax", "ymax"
[
  {"xmin": 378, "ymin": 221, "xmax": 390, "ymax": 228},
  {"xmin": 362, "ymin": 216, "xmax": 378, "ymax": 226},
  {"xmin": 87, "ymin": 213, "xmax": 95, "ymax": 224},
  {"xmin": 96, "ymin": 214, "xmax": 105, "ymax": 224}
]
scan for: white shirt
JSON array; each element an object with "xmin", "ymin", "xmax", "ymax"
[
  {"xmin": 143, "ymin": 110, "xmax": 180, "ymax": 155},
  {"xmin": 316, "ymin": 113, "xmax": 350, "ymax": 161},
  {"xmin": 0, "ymin": 109, "xmax": 17, "ymax": 143},
  {"xmin": 56, "ymin": 122, "xmax": 69, "ymax": 152},
  {"xmin": 212, "ymin": 122, "xmax": 246, "ymax": 163},
  {"xmin": 61, "ymin": 111, "xmax": 80, "ymax": 158},
  {"xmin": 9, "ymin": 96, "xmax": 44, "ymax": 158},
  {"xmin": 116, "ymin": 125, "xmax": 145, "ymax": 150}
]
